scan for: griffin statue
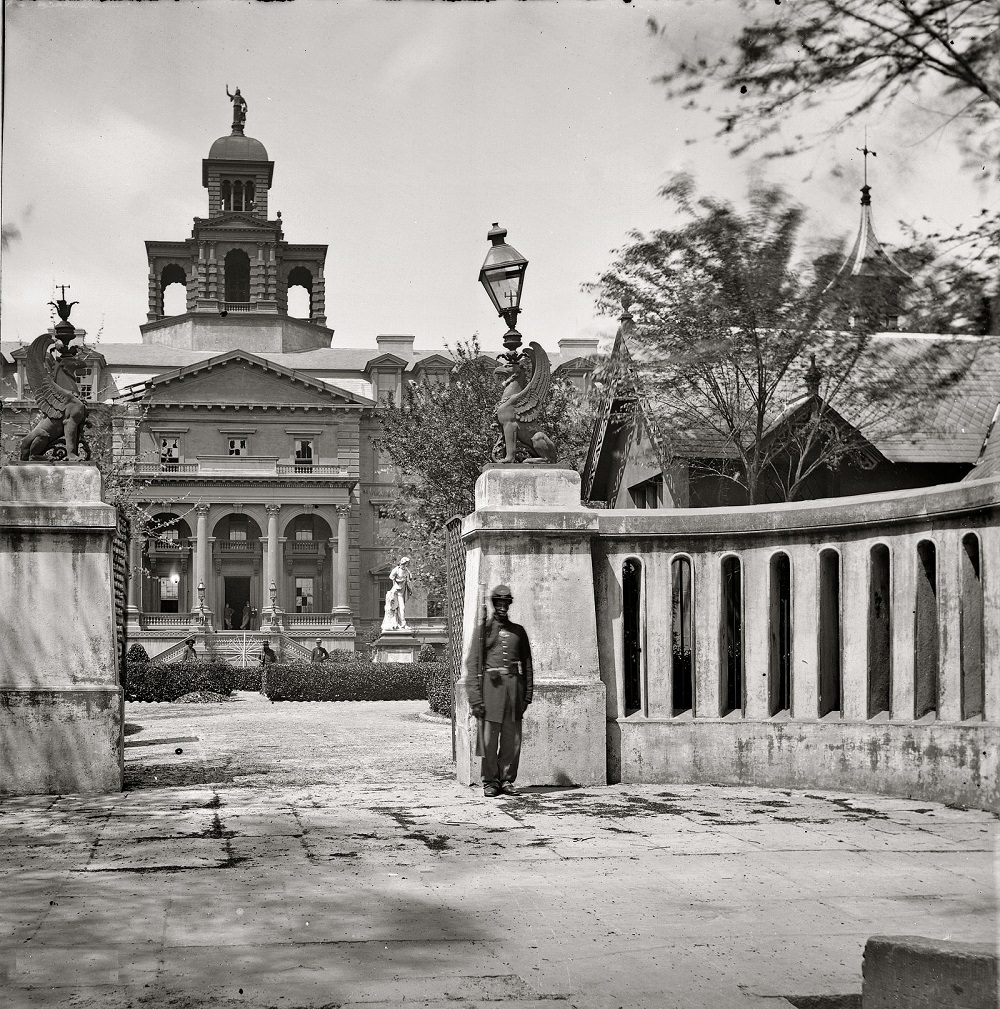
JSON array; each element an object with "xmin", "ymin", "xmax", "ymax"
[
  {"xmin": 19, "ymin": 300, "xmax": 89, "ymax": 462},
  {"xmin": 492, "ymin": 341, "xmax": 557, "ymax": 464}
]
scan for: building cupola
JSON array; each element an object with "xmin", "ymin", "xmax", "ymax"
[
  {"xmin": 202, "ymin": 86, "xmax": 274, "ymax": 219},
  {"xmin": 141, "ymin": 88, "xmax": 330, "ymax": 348}
]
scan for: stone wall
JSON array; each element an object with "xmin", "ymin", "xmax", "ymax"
[{"xmin": 592, "ymin": 478, "xmax": 1000, "ymax": 810}]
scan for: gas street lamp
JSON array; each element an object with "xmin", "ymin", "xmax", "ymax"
[{"xmin": 479, "ymin": 223, "xmax": 528, "ymax": 354}]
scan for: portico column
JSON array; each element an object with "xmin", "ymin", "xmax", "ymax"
[
  {"xmin": 195, "ymin": 504, "xmax": 209, "ymax": 603},
  {"xmin": 126, "ymin": 531, "xmax": 142, "ymax": 633},
  {"xmin": 192, "ymin": 504, "xmax": 213, "ymax": 630},
  {"xmin": 334, "ymin": 504, "xmax": 352, "ymax": 624},
  {"xmin": 265, "ymin": 504, "xmax": 281, "ymax": 617}
]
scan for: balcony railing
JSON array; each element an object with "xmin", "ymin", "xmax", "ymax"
[
  {"xmin": 141, "ymin": 613, "xmax": 191, "ymax": 628},
  {"xmin": 289, "ymin": 540, "xmax": 319, "ymax": 554},
  {"xmin": 135, "ymin": 461, "xmax": 347, "ymax": 478},
  {"xmin": 218, "ymin": 539, "xmax": 256, "ymax": 552}
]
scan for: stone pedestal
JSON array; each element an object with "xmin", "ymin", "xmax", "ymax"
[
  {"xmin": 0, "ymin": 465, "xmax": 123, "ymax": 795},
  {"xmin": 375, "ymin": 629, "xmax": 418, "ymax": 663},
  {"xmin": 456, "ymin": 465, "xmax": 607, "ymax": 788}
]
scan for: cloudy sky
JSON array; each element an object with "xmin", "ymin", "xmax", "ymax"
[{"xmin": 2, "ymin": 0, "xmax": 995, "ymax": 353}]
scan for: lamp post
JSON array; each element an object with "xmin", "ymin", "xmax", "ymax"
[
  {"xmin": 268, "ymin": 579, "xmax": 282, "ymax": 632},
  {"xmin": 479, "ymin": 223, "xmax": 528, "ymax": 355},
  {"xmin": 197, "ymin": 579, "xmax": 206, "ymax": 627}
]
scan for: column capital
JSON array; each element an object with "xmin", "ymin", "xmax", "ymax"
[
  {"xmin": 336, "ymin": 504, "xmax": 351, "ymax": 518},
  {"xmin": 265, "ymin": 503, "xmax": 282, "ymax": 517},
  {"xmin": 195, "ymin": 503, "xmax": 211, "ymax": 516}
]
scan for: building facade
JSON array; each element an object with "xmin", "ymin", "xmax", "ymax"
[{"xmin": 0, "ymin": 104, "xmax": 597, "ymax": 660}]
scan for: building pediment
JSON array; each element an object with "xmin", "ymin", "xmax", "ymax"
[
  {"xmin": 365, "ymin": 353, "xmax": 409, "ymax": 373},
  {"xmin": 409, "ymin": 354, "xmax": 454, "ymax": 373},
  {"xmin": 144, "ymin": 350, "xmax": 372, "ymax": 408},
  {"xmin": 194, "ymin": 215, "xmax": 278, "ymax": 236}
]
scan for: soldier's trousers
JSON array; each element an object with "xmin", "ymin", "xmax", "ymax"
[{"xmin": 481, "ymin": 709, "xmax": 522, "ymax": 786}]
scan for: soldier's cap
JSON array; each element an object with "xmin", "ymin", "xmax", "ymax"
[
  {"xmin": 315, "ymin": 638, "xmax": 323, "ymax": 644},
  {"xmin": 185, "ymin": 637, "xmax": 195, "ymax": 645},
  {"xmin": 490, "ymin": 584, "xmax": 513, "ymax": 601}
]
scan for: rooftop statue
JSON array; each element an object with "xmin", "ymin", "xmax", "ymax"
[
  {"xmin": 19, "ymin": 297, "xmax": 89, "ymax": 462},
  {"xmin": 492, "ymin": 342, "xmax": 557, "ymax": 464},
  {"xmin": 226, "ymin": 85, "xmax": 247, "ymax": 130}
]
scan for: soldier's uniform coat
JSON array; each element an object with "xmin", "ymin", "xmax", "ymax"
[{"xmin": 467, "ymin": 617, "xmax": 533, "ymax": 722}]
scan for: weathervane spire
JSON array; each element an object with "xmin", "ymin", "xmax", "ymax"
[{"xmin": 856, "ymin": 128, "xmax": 877, "ymax": 205}]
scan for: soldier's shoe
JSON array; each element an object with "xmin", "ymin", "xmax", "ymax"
[
  {"xmin": 483, "ymin": 783, "xmax": 502, "ymax": 798},
  {"xmin": 499, "ymin": 781, "xmax": 517, "ymax": 796}
]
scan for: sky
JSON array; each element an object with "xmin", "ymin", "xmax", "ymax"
[{"xmin": 2, "ymin": 0, "xmax": 996, "ymax": 355}]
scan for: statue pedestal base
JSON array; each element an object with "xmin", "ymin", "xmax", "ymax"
[
  {"xmin": 0, "ymin": 465, "xmax": 123, "ymax": 795},
  {"xmin": 456, "ymin": 464, "xmax": 607, "ymax": 788},
  {"xmin": 374, "ymin": 628, "xmax": 417, "ymax": 663}
]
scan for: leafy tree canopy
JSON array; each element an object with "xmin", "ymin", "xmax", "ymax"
[
  {"xmin": 373, "ymin": 338, "xmax": 595, "ymax": 600},
  {"xmin": 586, "ymin": 175, "xmax": 971, "ymax": 503},
  {"xmin": 653, "ymin": 0, "xmax": 1000, "ymax": 279}
]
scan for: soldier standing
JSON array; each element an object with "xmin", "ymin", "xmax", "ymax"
[{"xmin": 466, "ymin": 585, "xmax": 533, "ymax": 798}]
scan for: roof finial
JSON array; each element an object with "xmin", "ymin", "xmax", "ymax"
[{"xmin": 856, "ymin": 128, "xmax": 876, "ymax": 206}]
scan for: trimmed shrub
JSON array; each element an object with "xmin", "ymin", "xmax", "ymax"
[
  {"xmin": 262, "ymin": 661, "xmax": 437, "ymax": 702},
  {"xmin": 425, "ymin": 662, "xmax": 454, "ymax": 718},
  {"xmin": 231, "ymin": 666, "xmax": 263, "ymax": 692},
  {"xmin": 126, "ymin": 643, "xmax": 150, "ymax": 666},
  {"xmin": 417, "ymin": 643, "xmax": 440, "ymax": 663},
  {"xmin": 327, "ymin": 649, "xmax": 370, "ymax": 665},
  {"xmin": 125, "ymin": 659, "xmax": 237, "ymax": 703}
]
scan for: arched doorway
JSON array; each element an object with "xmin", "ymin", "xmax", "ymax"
[
  {"xmin": 160, "ymin": 264, "xmax": 187, "ymax": 316},
  {"xmin": 284, "ymin": 514, "xmax": 334, "ymax": 614},
  {"xmin": 286, "ymin": 266, "xmax": 313, "ymax": 319},
  {"xmin": 213, "ymin": 513, "xmax": 264, "ymax": 630},
  {"xmin": 143, "ymin": 513, "xmax": 193, "ymax": 613},
  {"xmin": 224, "ymin": 248, "xmax": 251, "ymax": 303}
]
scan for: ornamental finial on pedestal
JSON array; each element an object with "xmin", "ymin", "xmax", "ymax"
[{"xmin": 19, "ymin": 293, "xmax": 90, "ymax": 463}]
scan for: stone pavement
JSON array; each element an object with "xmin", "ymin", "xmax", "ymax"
[{"xmin": 0, "ymin": 693, "xmax": 996, "ymax": 1009}]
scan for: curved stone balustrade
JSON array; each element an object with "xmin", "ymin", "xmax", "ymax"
[{"xmin": 593, "ymin": 477, "xmax": 999, "ymax": 810}]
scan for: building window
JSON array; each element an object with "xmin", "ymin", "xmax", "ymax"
[
  {"xmin": 228, "ymin": 437, "xmax": 248, "ymax": 456},
  {"xmin": 161, "ymin": 527, "xmax": 179, "ymax": 543},
  {"xmin": 159, "ymin": 437, "xmax": 181, "ymax": 470},
  {"xmin": 295, "ymin": 577, "xmax": 314, "ymax": 613},
  {"xmin": 376, "ymin": 371, "xmax": 398, "ymax": 404},
  {"xmin": 76, "ymin": 367, "xmax": 96, "ymax": 401},
  {"xmin": 295, "ymin": 526, "xmax": 314, "ymax": 541},
  {"xmin": 629, "ymin": 476, "xmax": 662, "ymax": 509},
  {"xmin": 377, "ymin": 576, "xmax": 393, "ymax": 619},
  {"xmin": 294, "ymin": 438, "xmax": 313, "ymax": 470},
  {"xmin": 230, "ymin": 518, "xmax": 248, "ymax": 542}
]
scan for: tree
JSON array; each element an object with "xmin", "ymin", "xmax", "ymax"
[
  {"xmin": 586, "ymin": 175, "xmax": 970, "ymax": 504},
  {"xmin": 653, "ymin": 0, "xmax": 1000, "ymax": 292},
  {"xmin": 654, "ymin": 0, "xmax": 999, "ymax": 167},
  {"xmin": 893, "ymin": 224, "xmax": 998, "ymax": 334},
  {"xmin": 373, "ymin": 338, "xmax": 594, "ymax": 602}
]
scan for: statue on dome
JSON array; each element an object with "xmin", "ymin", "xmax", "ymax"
[{"xmin": 226, "ymin": 85, "xmax": 247, "ymax": 130}]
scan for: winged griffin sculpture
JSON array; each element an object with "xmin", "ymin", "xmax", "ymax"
[
  {"xmin": 19, "ymin": 315, "xmax": 89, "ymax": 462},
  {"xmin": 492, "ymin": 341, "xmax": 557, "ymax": 464}
]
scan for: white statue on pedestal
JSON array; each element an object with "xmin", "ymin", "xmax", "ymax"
[{"xmin": 380, "ymin": 556, "xmax": 411, "ymax": 631}]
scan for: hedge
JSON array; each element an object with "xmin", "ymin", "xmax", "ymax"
[
  {"xmin": 232, "ymin": 666, "xmax": 264, "ymax": 692},
  {"xmin": 262, "ymin": 661, "xmax": 440, "ymax": 702},
  {"xmin": 124, "ymin": 659, "xmax": 237, "ymax": 703},
  {"xmin": 425, "ymin": 663, "xmax": 454, "ymax": 718}
]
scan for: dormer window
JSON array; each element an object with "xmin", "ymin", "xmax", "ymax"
[{"xmin": 76, "ymin": 366, "xmax": 96, "ymax": 401}]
